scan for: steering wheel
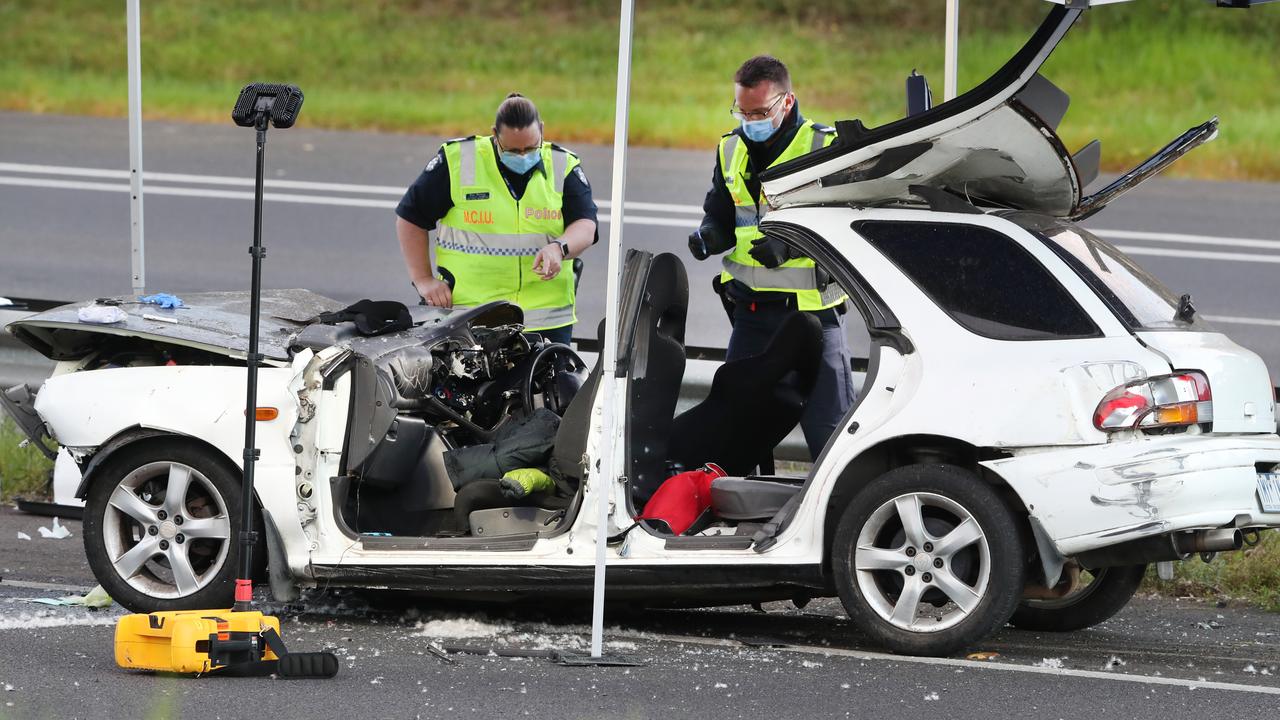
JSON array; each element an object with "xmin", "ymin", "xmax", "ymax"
[{"xmin": 522, "ymin": 343, "xmax": 588, "ymax": 416}]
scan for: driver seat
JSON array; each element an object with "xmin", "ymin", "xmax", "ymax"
[{"xmin": 451, "ymin": 322, "xmax": 603, "ymax": 536}]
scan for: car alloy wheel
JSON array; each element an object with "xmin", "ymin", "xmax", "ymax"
[
  {"xmin": 854, "ymin": 491, "xmax": 990, "ymax": 633},
  {"xmin": 101, "ymin": 460, "xmax": 231, "ymax": 599}
]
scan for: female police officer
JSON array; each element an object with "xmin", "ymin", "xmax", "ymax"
[{"xmin": 395, "ymin": 93, "xmax": 598, "ymax": 345}]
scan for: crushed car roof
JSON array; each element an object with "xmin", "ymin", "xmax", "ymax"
[{"xmin": 5, "ymin": 289, "xmax": 344, "ymax": 362}]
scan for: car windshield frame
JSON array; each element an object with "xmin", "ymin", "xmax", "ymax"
[{"xmin": 1003, "ymin": 212, "xmax": 1209, "ymax": 332}]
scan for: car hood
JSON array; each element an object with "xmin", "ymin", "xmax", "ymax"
[
  {"xmin": 760, "ymin": 5, "xmax": 1216, "ymax": 220},
  {"xmin": 4, "ymin": 289, "xmax": 345, "ymax": 363}
]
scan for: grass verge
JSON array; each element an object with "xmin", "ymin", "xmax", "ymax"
[
  {"xmin": 1143, "ymin": 531, "xmax": 1280, "ymax": 612},
  {"xmin": 0, "ymin": 416, "xmax": 55, "ymax": 502},
  {"xmin": 2, "ymin": 1, "xmax": 1279, "ymax": 179}
]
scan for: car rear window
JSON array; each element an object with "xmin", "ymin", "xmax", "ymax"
[
  {"xmin": 855, "ymin": 220, "xmax": 1101, "ymax": 341},
  {"xmin": 1004, "ymin": 212, "xmax": 1208, "ymax": 332}
]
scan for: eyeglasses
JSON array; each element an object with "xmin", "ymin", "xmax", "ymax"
[
  {"xmin": 730, "ymin": 92, "xmax": 788, "ymax": 122},
  {"xmin": 495, "ymin": 134, "xmax": 543, "ymax": 156}
]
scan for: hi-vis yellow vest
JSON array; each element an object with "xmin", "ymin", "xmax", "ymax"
[
  {"xmin": 436, "ymin": 136, "xmax": 580, "ymax": 331},
  {"xmin": 718, "ymin": 120, "xmax": 847, "ymax": 311}
]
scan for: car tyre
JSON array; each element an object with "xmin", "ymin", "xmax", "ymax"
[
  {"xmin": 1010, "ymin": 564, "xmax": 1146, "ymax": 632},
  {"xmin": 83, "ymin": 439, "xmax": 244, "ymax": 613},
  {"xmin": 832, "ymin": 464, "xmax": 1025, "ymax": 657}
]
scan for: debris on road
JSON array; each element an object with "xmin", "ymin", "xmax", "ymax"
[
  {"xmin": 15, "ymin": 532, "xmax": 30, "ymax": 541},
  {"xmin": 36, "ymin": 518, "xmax": 70, "ymax": 539},
  {"xmin": 27, "ymin": 585, "xmax": 112, "ymax": 609}
]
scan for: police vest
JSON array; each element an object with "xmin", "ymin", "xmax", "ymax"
[
  {"xmin": 436, "ymin": 136, "xmax": 580, "ymax": 331},
  {"xmin": 718, "ymin": 120, "xmax": 847, "ymax": 311}
]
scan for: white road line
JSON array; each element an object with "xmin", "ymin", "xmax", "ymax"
[
  {"xmin": 0, "ymin": 161, "xmax": 703, "ymax": 213},
  {"xmin": 0, "ymin": 161, "xmax": 406, "ymax": 195},
  {"xmin": 1095, "ymin": 228, "xmax": 1280, "ymax": 252},
  {"xmin": 1117, "ymin": 245, "xmax": 1280, "ymax": 265},
  {"xmin": 5, "ymin": 163, "xmax": 1280, "ymax": 256},
  {"xmin": 641, "ymin": 632, "xmax": 1280, "ymax": 696},
  {"xmin": 1203, "ymin": 314, "xmax": 1280, "ymax": 328},
  {"xmin": 0, "ymin": 175, "xmax": 702, "ymax": 227},
  {"xmin": 0, "ymin": 579, "xmax": 92, "ymax": 594}
]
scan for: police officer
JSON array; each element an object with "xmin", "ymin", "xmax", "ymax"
[
  {"xmin": 396, "ymin": 93, "xmax": 598, "ymax": 345},
  {"xmin": 687, "ymin": 56, "xmax": 855, "ymax": 459}
]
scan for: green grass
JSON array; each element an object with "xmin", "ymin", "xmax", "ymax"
[
  {"xmin": 0, "ymin": 416, "xmax": 54, "ymax": 502},
  {"xmin": 1144, "ymin": 531, "xmax": 1280, "ymax": 612},
  {"xmin": 2, "ymin": 1, "xmax": 1279, "ymax": 178}
]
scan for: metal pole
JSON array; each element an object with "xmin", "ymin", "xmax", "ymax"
[
  {"xmin": 944, "ymin": 0, "xmax": 959, "ymax": 101},
  {"xmin": 126, "ymin": 0, "xmax": 145, "ymax": 295},
  {"xmin": 591, "ymin": 0, "xmax": 635, "ymax": 659}
]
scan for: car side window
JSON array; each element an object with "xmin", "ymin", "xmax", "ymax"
[{"xmin": 855, "ymin": 220, "xmax": 1101, "ymax": 341}]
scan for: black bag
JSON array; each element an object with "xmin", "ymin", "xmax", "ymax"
[{"xmin": 316, "ymin": 299, "xmax": 412, "ymax": 336}]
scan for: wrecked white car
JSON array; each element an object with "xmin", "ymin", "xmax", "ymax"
[{"xmin": 4, "ymin": 4, "xmax": 1280, "ymax": 657}]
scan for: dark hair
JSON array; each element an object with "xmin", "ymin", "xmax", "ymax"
[
  {"xmin": 734, "ymin": 55, "xmax": 791, "ymax": 92},
  {"xmin": 495, "ymin": 92, "xmax": 541, "ymax": 131}
]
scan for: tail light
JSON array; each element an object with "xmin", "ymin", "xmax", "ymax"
[{"xmin": 1094, "ymin": 371, "xmax": 1212, "ymax": 432}]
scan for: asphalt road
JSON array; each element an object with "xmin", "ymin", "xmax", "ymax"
[
  {"xmin": 2, "ymin": 507, "xmax": 1279, "ymax": 719},
  {"xmin": 2, "ymin": 111, "xmax": 1280, "ymax": 367}
]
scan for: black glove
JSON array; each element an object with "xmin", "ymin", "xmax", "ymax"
[
  {"xmin": 688, "ymin": 223, "xmax": 734, "ymax": 261},
  {"xmin": 748, "ymin": 236, "xmax": 795, "ymax": 269}
]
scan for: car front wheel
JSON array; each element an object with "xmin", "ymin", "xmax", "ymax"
[
  {"xmin": 832, "ymin": 464, "xmax": 1025, "ymax": 657},
  {"xmin": 83, "ymin": 440, "xmax": 241, "ymax": 612}
]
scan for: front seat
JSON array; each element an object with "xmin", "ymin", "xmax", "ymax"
[
  {"xmin": 666, "ymin": 311, "xmax": 822, "ymax": 477},
  {"xmin": 452, "ymin": 321, "xmax": 603, "ymax": 535},
  {"xmin": 621, "ymin": 252, "xmax": 689, "ymax": 504}
]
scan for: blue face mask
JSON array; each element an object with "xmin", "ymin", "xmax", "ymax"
[
  {"xmin": 740, "ymin": 116, "xmax": 780, "ymax": 142},
  {"xmin": 499, "ymin": 150, "xmax": 541, "ymax": 175}
]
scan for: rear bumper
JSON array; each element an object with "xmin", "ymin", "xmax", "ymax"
[{"xmin": 982, "ymin": 434, "xmax": 1280, "ymax": 556}]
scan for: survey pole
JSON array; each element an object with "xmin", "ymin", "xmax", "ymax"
[
  {"xmin": 126, "ymin": 0, "xmax": 146, "ymax": 294},
  {"xmin": 944, "ymin": 0, "xmax": 959, "ymax": 101},
  {"xmin": 590, "ymin": 0, "xmax": 636, "ymax": 659}
]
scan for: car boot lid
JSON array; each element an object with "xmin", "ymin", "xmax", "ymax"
[{"xmin": 760, "ymin": 5, "xmax": 1217, "ymax": 219}]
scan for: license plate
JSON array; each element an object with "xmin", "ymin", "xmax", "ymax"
[{"xmin": 1259, "ymin": 472, "xmax": 1280, "ymax": 513}]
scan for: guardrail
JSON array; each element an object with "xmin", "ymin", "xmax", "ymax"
[{"xmin": 1, "ymin": 302, "xmax": 863, "ymax": 462}]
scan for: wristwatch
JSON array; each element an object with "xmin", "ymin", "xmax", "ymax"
[{"xmin": 554, "ymin": 240, "xmax": 569, "ymax": 258}]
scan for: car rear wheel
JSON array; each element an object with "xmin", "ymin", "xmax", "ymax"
[
  {"xmin": 832, "ymin": 464, "xmax": 1025, "ymax": 657},
  {"xmin": 1010, "ymin": 564, "xmax": 1146, "ymax": 632},
  {"xmin": 83, "ymin": 440, "xmax": 241, "ymax": 612}
]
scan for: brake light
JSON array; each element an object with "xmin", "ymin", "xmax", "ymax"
[{"xmin": 1093, "ymin": 371, "xmax": 1212, "ymax": 432}]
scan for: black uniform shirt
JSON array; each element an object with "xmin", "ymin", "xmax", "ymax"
[{"xmin": 397, "ymin": 137, "xmax": 599, "ymax": 242}]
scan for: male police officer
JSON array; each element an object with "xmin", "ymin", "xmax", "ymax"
[
  {"xmin": 688, "ymin": 56, "xmax": 855, "ymax": 459},
  {"xmin": 396, "ymin": 93, "xmax": 598, "ymax": 345}
]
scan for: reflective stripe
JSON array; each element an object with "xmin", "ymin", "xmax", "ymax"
[
  {"xmin": 811, "ymin": 129, "xmax": 830, "ymax": 153},
  {"xmin": 521, "ymin": 304, "xmax": 576, "ymax": 331},
  {"xmin": 819, "ymin": 282, "xmax": 845, "ymax": 306},
  {"xmin": 721, "ymin": 135, "xmax": 739, "ymax": 176},
  {"xmin": 458, "ymin": 139, "xmax": 477, "ymax": 186},
  {"xmin": 734, "ymin": 205, "xmax": 760, "ymax": 228},
  {"xmin": 721, "ymin": 258, "xmax": 820, "ymax": 291},
  {"xmin": 551, "ymin": 149, "xmax": 567, "ymax": 194},
  {"xmin": 437, "ymin": 225, "xmax": 549, "ymax": 254}
]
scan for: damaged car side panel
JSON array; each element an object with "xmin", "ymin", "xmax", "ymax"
[{"xmin": 981, "ymin": 436, "xmax": 1280, "ymax": 556}]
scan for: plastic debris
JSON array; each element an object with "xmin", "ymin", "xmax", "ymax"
[
  {"xmin": 0, "ymin": 297, "xmax": 12, "ymax": 306},
  {"xmin": 966, "ymin": 651, "xmax": 1000, "ymax": 661},
  {"xmin": 77, "ymin": 305, "xmax": 128, "ymax": 324},
  {"xmin": 138, "ymin": 292, "xmax": 185, "ymax": 309},
  {"xmin": 37, "ymin": 517, "xmax": 71, "ymax": 539},
  {"xmin": 16, "ymin": 531, "xmax": 31, "ymax": 540},
  {"xmin": 28, "ymin": 587, "xmax": 111, "ymax": 608}
]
